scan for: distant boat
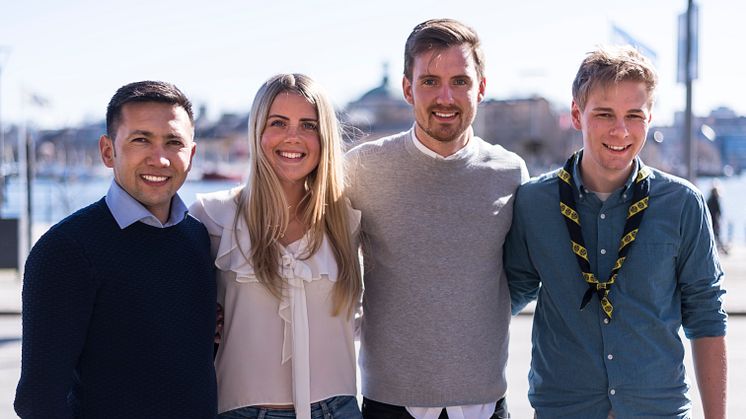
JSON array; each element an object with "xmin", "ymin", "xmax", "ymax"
[{"xmin": 201, "ymin": 170, "xmax": 242, "ymax": 182}]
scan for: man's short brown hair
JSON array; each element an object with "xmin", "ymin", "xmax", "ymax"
[{"xmin": 403, "ymin": 18, "xmax": 485, "ymax": 81}]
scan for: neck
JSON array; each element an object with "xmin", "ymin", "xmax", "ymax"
[
  {"xmin": 579, "ymin": 159, "xmax": 635, "ymax": 194},
  {"xmin": 152, "ymin": 208, "xmax": 170, "ymax": 224},
  {"xmin": 281, "ymin": 181, "xmax": 306, "ymax": 209},
  {"xmin": 414, "ymin": 124, "xmax": 471, "ymax": 158}
]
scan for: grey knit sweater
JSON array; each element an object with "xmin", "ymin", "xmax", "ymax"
[{"xmin": 346, "ymin": 129, "xmax": 528, "ymax": 407}]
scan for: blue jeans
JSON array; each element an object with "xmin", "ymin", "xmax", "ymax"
[{"xmin": 219, "ymin": 396, "xmax": 362, "ymax": 419}]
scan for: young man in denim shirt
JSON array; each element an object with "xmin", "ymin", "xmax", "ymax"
[{"xmin": 505, "ymin": 46, "xmax": 727, "ymax": 418}]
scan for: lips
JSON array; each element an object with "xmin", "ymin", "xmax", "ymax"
[
  {"xmin": 431, "ymin": 108, "xmax": 459, "ymax": 121},
  {"xmin": 277, "ymin": 150, "xmax": 306, "ymax": 160},
  {"xmin": 603, "ymin": 143, "xmax": 630, "ymax": 152},
  {"xmin": 141, "ymin": 174, "xmax": 169, "ymax": 183}
]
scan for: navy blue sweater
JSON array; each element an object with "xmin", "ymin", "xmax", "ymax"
[{"xmin": 15, "ymin": 198, "xmax": 217, "ymax": 418}]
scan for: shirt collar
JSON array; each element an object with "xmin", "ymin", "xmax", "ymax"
[
  {"xmin": 104, "ymin": 180, "xmax": 188, "ymax": 229},
  {"xmin": 411, "ymin": 125, "xmax": 473, "ymax": 160},
  {"xmin": 571, "ymin": 150, "xmax": 644, "ymax": 198}
]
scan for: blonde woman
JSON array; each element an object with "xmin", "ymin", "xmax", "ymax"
[{"xmin": 189, "ymin": 74, "xmax": 362, "ymax": 419}]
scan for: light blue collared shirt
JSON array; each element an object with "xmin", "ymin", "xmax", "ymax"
[
  {"xmin": 505, "ymin": 152, "xmax": 727, "ymax": 418},
  {"xmin": 104, "ymin": 180, "xmax": 189, "ymax": 229}
]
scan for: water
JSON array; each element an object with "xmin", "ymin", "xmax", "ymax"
[
  {"xmin": 0, "ymin": 176, "xmax": 242, "ymax": 226},
  {"xmin": 1, "ymin": 174, "xmax": 745, "ymax": 244}
]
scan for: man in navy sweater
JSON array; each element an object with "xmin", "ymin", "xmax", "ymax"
[{"xmin": 14, "ymin": 81, "xmax": 217, "ymax": 418}]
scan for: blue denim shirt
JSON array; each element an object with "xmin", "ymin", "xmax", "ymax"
[{"xmin": 505, "ymin": 154, "xmax": 727, "ymax": 418}]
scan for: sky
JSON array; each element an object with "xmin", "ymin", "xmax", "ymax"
[{"xmin": 0, "ymin": 0, "xmax": 744, "ymax": 130}]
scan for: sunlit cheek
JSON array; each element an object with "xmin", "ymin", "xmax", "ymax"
[
  {"xmin": 178, "ymin": 151, "xmax": 193, "ymax": 166},
  {"xmin": 631, "ymin": 120, "xmax": 649, "ymax": 134},
  {"xmin": 588, "ymin": 119, "xmax": 608, "ymax": 132},
  {"xmin": 415, "ymin": 89, "xmax": 435, "ymax": 104},
  {"xmin": 260, "ymin": 135, "xmax": 275, "ymax": 155}
]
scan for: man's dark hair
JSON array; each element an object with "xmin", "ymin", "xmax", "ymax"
[
  {"xmin": 403, "ymin": 18, "xmax": 485, "ymax": 81},
  {"xmin": 106, "ymin": 80, "xmax": 194, "ymax": 139}
]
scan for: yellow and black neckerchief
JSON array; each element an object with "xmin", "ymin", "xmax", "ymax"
[{"xmin": 558, "ymin": 151, "xmax": 650, "ymax": 320}]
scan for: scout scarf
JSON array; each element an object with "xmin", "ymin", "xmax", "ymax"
[{"xmin": 558, "ymin": 151, "xmax": 650, "ymax": 320}]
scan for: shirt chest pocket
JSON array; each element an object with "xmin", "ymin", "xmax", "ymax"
[{"xmin": 618, "ymin": 242, "xmax": 678, "ymax": 302}]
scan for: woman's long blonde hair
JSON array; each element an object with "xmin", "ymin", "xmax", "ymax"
[{"xmin": 235, "ymin": 73, "xmax": 361, "ymax": 317}]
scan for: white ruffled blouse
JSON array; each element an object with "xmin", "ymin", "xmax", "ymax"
[{"xmin": 189, "ymin": 188, "xmax": 360, "ymax": 419}]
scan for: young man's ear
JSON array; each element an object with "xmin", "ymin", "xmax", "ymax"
[
  {"xmin": 477, "ymin": 77, "xmax": 486, "ymax": 103},
  {"xmin": 402, "ymin": 76, "xmax": 415, "ymax": 106},
  {"xmin": 187, "ymin": 139, "xmax": 197, "ymax": 171},
  {"xmin": 570, "ymin": 100, "xmax": 583, "ymax": 131},
  {"xmin": 99, "ymin": 135, "xmax": 115, "ymax": 168}
]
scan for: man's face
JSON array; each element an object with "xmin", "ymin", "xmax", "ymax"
[
  {"xmin": 99, "ymin": 102, "xmax": 195, "ymax": 223},
  {"xmin": 403, "ymin": 44, "xmax": 485, "ymax": 151},
  {"xmin": 571, "ymin": 80, "xmax": 652, "ymax": 192}
]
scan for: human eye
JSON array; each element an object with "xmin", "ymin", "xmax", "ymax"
[
  {"xmin": 130, "ymin": 137, "xmax": 148, "ymax": 143},
  {"xmin": 421, "ymin": 78, "xmax": 438, "ymax": 86},
  {"xmin": 268, "ymin": 118, "xmax": 286, "ymax": 128},
  {"xmin": 302, "ymin": 121, "xmax": 318, "ymax": 131},
  {"xmin": 453, "ymin": 78, "xmax": 469, "ymax": 86},
  {"xmin": 168, "ymin": 138, "xmax": 186, "ymax": 147}
]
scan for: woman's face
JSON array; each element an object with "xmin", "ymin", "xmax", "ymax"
[{"xmin": 260, "ymin": 92, "xmax": 321, "ymax": 188}]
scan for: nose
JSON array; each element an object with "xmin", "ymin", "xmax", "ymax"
[
  {"xmin": 435, "ymin": 84, "xmax": 454, "ymax": 105},
  {"xmin": 285, "ymin": 124, "xmax": 302, "ymax": 142},
  {"xmin": 609, "ymin": 118, "xmax": 629, "ymax": 137},
  {"xmin": 147, "ymin": 146, "xmax": 171, "ymax": 167}
]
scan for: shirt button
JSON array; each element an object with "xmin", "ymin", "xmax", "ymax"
[
  {"xmin": 610, "ymin": 389, "xmax": 616, "ymax": 395},
  {"xmin": 607, "ymin": 354, "xmax": 614, "ymax": 360},
  {"xmin": 603, "ymin": 318, "xmax": 610, "ymax": 324},
  {"xmin": 600, "ymin": 213, "xmax": 606, "ymax": 219},
  {"xmin": 622, "ymin": 194, "xmax": 627, "ymax": 199},
  {"xmin": 600, "ymin": 249, "xmax": 607, "ymax": 255}
]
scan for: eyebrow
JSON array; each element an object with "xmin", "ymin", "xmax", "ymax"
[
  {"xmin": 127, "ymin": 129, "xmax": 153, "ymax": 137},
  {"xmin": 591, "ymin": 107, "xmax": 646, "ymax": 114},
  {"xmin": 417, "ymin": 74, "xmax": 470, "ymax": 80},
  {"xmin": 267, "ymin": 114, "xmax": 318, "ymax": 121},
  {"xmin": 126, "ymin": 130, "xmax": 184, "ymax": 140}
]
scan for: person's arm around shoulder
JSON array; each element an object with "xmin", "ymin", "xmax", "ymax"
[
  {"xmin": 15, "ymin": 229, "xmax": 97, "ymax": 418},
  {"xmin": 343, "ymin": 145, "xmax": 365, "ymax": 208},
  {"xmin": 504, "ymin": 183, "xmax": 541, "ymax": 315}
]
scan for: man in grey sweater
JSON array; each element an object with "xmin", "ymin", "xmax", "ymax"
[{"xmin": 346, "ymin": 19, "xmax": 528, "ymax": 419}]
